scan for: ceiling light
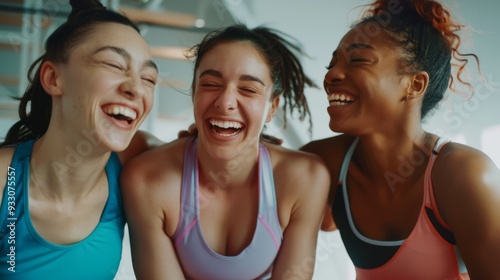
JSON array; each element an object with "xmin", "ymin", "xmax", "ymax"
[{"xmin": 194, "ymin": 19, "xmax": 205, "ymax": 28}]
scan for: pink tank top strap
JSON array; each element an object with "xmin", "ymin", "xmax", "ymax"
[{"xmin": 423, "ymin": 137, "xmax": 452, "ymax": 229}]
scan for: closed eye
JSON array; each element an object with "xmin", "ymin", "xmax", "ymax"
[
  {"xmin": 240, "ymin": 87, "xmax": 257, "ymax": 93},
  {"xmin": 142, "ymin": 77, "xmax": 157, "ymax": 86},
  {"xmin": 200, "ymin": 83, "xmax": 221, "ymax": 87},
  {"xmin": 104, "ymin": 62, "xmax": 124, "ymax": 70},
  {"xmin": 350, "ymin": 58, "xmax": 368, "ymax": 63}
]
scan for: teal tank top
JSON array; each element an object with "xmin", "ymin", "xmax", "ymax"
[{"xmin": 0, "ymin": 140, "xmax": 125, "ymax": 280}]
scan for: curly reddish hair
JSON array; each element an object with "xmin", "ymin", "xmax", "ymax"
[{"xmin": 358, "ymin": 0, "xmax": 480, "ymax": 119}]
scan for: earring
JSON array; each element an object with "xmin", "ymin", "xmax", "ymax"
[{"xmin": 406, "ymin": 94, "xmax": 416, "ymax": 100}]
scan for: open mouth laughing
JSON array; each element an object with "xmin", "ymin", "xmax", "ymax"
[{"xmin": 208, "ymin": 119, "xmax": 243, "ymax": 137}]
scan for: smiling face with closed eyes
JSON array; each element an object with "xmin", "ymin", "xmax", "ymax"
[
  {"xmin": 192, "ymin": 40, "xmax": 279, "ymax": 161},
  {"xmin": 323, "ymin": 23, "xmax": 412, "ymax": 136},
  {"xmin": 44, "ymin": 22, "xmax": 158, "ymax": 152}
]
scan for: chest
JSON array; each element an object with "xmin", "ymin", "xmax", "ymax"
[
  {"xmin": 28, "ymin": 185, "xmax": 108, "ymax": 245},
  {"xmin": 345, "ymin": 174, "xmax": 424, "ymax": 241},
  {"xmin": 198, "ymin": 184, "xmax": 260, "ymax": 256}
]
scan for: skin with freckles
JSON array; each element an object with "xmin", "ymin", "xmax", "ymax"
[{"xmin": 122, "ymin": 35, "xmax": 330, "ymax": 280}]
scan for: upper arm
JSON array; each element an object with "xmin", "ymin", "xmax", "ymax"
[
  {"xmin": 121, "ymin": 153, "xmax": 184, "ymax": 280},
  {"xmin": 434, "ymin": 146, "xmax": 500, "ymax": 278},
  {"xmin": 300, "ymin": 138, "xmax": 346, "ymax": 232},
  {"xmin": 0, "ymin": 148, "xmax": 15, "ymax": 208},
  {"xmin": 271, "ymin": 154, "xmax": 330, "ymax": 279}
]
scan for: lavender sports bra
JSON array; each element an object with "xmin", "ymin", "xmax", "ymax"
[{"xmin": 173, "ymin": 139, "xmax": 282, "ymax": 280}]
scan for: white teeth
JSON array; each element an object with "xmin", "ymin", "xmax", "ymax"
[
  {"xmin": 103, "ymin": 105, "xmax": 137, "ymax": 120},
  {"xmin": 330, "ymin": 101, "xmax": 350, "ymax": 106},
  {"xmin": 209, "ymin": 120, "xmax": 243, "ymax": 129},
  {"xmin": 328, "ymin": 94, "xmax": 353, "ymax": 102}
]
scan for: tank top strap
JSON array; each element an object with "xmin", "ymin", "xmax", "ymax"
[
  {"xmin": 0, "ymin": 140, "xmax": 33, "ymax": 239},
  {"xmin": 339, "ymin": 137, "xmax": 359, "ymax": 184},
  {"xmin": 180, "ymin": 138, "xmax": 198, "ymax": 219},
  {"xmin": 423, "ymin": 137, "xmax": 451, "ymax": 206},
  {"xmin": 258, "ymin": 143, "xmax": 277, "ymax": 213},
  {"xmin": 100, "ymin": 152, "xmax": 123, "ymax": 223}
]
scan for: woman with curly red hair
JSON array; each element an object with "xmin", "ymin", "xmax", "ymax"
[{"xmin": 302, "ymin": 0, "xmax": 500, "ymax": 279}]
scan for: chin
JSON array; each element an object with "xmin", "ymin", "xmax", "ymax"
[
  {"xmin": 328, "ymin": 122, "xmax": 343, "ymax": 133},
  {"xmin": 93, "ymin": 130, "xmax": 133, "ymax": 153}
]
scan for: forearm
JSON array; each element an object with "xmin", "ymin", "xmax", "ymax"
[{"xmin": 129, "ymin": 231, "xmax": 185, "ymax": 280}]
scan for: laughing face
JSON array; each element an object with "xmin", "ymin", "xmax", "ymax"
[
  {"xmin": 53, "ymin": 22, "xmax": 158, "ymax": 152},
  {"xmin": 193, "ymin": 41, "xmax": 278, "ymax": 161},
  {"xmin": 323, "ymin": 23, "xmax": 410, "ymax": 136}
]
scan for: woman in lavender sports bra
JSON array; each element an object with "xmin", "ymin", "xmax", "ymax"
[
  {"xmin": 301, "ymin": 0, "xmax": 500, "ymax": 279},
  {"xmin": 121, "ymin": 25, "xmax": 330, "ymax": 280}
]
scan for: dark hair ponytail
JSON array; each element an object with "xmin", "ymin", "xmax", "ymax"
[{"xmin": 1, "ymin": 0, "xmax": 139, "ymax": 147}]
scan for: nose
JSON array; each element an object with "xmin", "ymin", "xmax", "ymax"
[
  {"xmin": 214, "ymin": 85, "xmax": 237, "ymax": 112},
  {"xmin": 120, "ymin": 74, "xmax": 145, "ymax": 99},
  {"xmin": 324, "ymin": 64, "xmax": 345, "ymax": 94}
]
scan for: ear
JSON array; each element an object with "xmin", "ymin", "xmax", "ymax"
[
  {"xmin": 265, "ymin": 96, "xmax": 280, "ymax": 123},
  {"xmin": 405, "ymin": 71, "xmax": 429, "ymax": 101},
  {"xmin": 40, "ymin": 61, "xmax": 63, "ymax": 96}
]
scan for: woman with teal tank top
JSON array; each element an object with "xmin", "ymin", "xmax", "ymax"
[{"xmin": 0, "ymin": 0, "xmax": 159, "ymax": 279}]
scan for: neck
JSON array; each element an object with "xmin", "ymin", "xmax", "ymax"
[
  {"xmin": 29, "ymin": 133, "xmax": 110, "ymax": 200},
  {"xmin": 354, "ymin": 128, "xmax": 437, "ymax": 187},
  {"xmin": 196, "ymin": 143, "xmax": 259, "ymax": 190}
]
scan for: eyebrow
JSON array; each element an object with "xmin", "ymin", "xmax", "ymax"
[
  {"xmin": 199, "ymin": 69, "xmax": 265, "ymax": 86},
  {"xmin": 94, "ymin": 46, "xmax": 158, "ymax": 72},
  {"xmin": 346, "ymin": 43, "xmax": 375, "ymax": 52},
  {"xmin": 332, "ymin": 43, "xmax": 376, "ymax": 57}
]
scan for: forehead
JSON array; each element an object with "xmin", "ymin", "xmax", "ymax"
[
  {"xmin": 72, "ymin": 22, "xmax": 152, "ymax": 60},
  {"xmin": 197, "ymin": 41, "xmax": 271, "ymax": 81},
  {"xmin": 336, "ymin": 23, "xmax": 394, "ymax": 53}
]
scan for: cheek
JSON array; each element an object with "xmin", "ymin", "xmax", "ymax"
[
  {"xmin": 192, "ymin": 95, "xmax": 207, "ymax": 120},
  {"xmin": 144, "ymin": 93, "xmax": 154, "ymax": 113},
  {"xmin": 248, "ymin": 101, "xmax": 271, "ymax": 123}
]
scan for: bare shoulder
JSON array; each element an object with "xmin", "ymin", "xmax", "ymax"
[
  {"xmin": 300, "ymin": 134, "xmax": 354, "ymax": 164},
  {"xmin": 265, "ymin": 143, "xmax": 330, "ymax": 198},
  {"xmin": 432, "ymin": 142, "xmax": 500, "ymax": 221},
  {"xmin": 123, "ymin": 137, "xmax": 189, "ymax": 175},
  {"xmin": 266, "ymin": 143, "xmax": 326, "ymax": 174},
  {"xmin": 118, "ymin": 130, "xmax": 165, "ymax": 164},
  {"xmin": 120, "ymin": 137, "xmax": 193, "ymax": 236},
  {"xmin": 0, "ymin": 147, "xmax": 16, "ymax": 205},
  {"xmin": 300, "ymin": 134, "xmax": 355, "ymax": 182},
  {"xmin": 433, "ymin": 142, "xmax": 499, "ymax": 188},
  {"xmin": 121, "ymin": 137, "xmax": 191, "ymax": 200}
]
